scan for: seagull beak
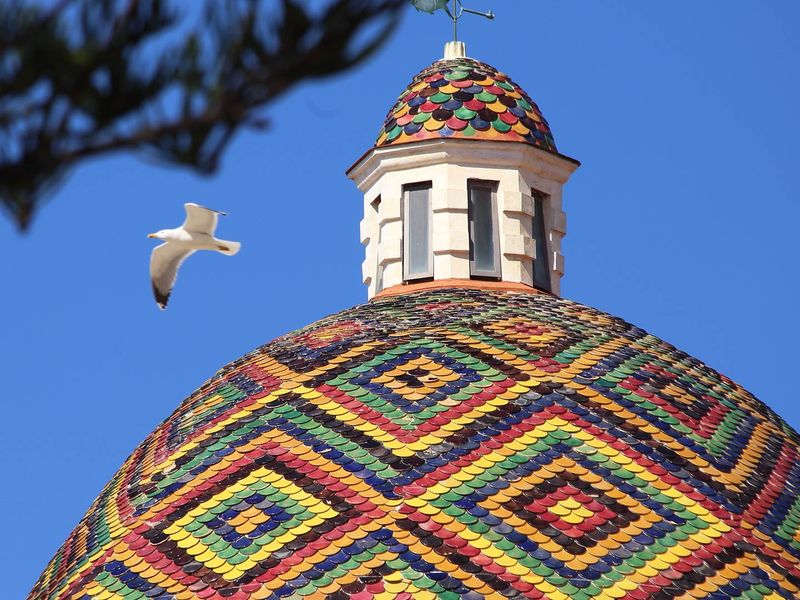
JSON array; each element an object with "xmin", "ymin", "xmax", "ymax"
[{"xmin": 147, "ymin": 233, "xmax": 157, "ymax": 239}]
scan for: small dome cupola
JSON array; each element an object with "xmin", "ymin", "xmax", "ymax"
[
  {"xmin": 348, "ymin": 42, "xmax": 579, "ymax": 299},
  {"xmin": 376, "ymin": 44, "xmax": 557, "ymax": 151}
]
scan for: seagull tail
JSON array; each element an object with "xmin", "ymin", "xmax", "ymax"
[{"xmin": 215, "ymin": 240, "xmax": 241, "ymax": 256}]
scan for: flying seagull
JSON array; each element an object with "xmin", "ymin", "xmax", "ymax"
[{"xmin": 147, "ymin": 203, "xmax": 241, "ymax": 309}]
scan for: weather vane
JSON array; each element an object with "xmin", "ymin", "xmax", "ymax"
[{"xmin": 411, "ymin": 0, "xmax": 495, "ymax": 42}]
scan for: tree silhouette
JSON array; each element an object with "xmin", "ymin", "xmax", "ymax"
[{"xmin": 0, "ymin": 0, "xmax": 405, "ymax": 230}]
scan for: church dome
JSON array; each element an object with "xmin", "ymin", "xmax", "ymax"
[
  {"xmin": 30, "ymin": 288, "xmax": 800, "ymax": 599},
  {"xmin": 376, "ymin": 57, "xmax": 558, "ymax": 153}
]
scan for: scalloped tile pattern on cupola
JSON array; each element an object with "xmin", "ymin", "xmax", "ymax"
[
  {"xmin": 376, "ymin": 58, "xmax": 558, "ymax": 152},
  {"xmin": 29, "ymin": 288, "xmax": 800, "ymax": 600}
]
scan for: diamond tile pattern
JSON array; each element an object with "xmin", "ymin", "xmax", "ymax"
[
  {"xmin": 376, "ymin": 58, "xmax": 557, "ymax": 152},
  {"xmin": 30, "ymin": 289, "xmax": 800, "ymax": 599}
]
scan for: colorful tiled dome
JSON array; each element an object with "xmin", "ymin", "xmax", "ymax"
[
  {"xmin": 376, "ymin": 58, "xmax": 558, "ymax": 152},
  {"xmin": 30, "ymin": 288, "xmax": 800, "ymax": 599}
]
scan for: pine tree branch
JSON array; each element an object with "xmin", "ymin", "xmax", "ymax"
[{"xmin": 0, "ymin": 0, "xmax": 406, "ymax": 230}]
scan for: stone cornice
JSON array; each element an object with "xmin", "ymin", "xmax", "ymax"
[{"xmin": 347, "ymin": 139, "xmax": 579, "ymax": 191}]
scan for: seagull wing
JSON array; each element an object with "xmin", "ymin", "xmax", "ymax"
[
  {"xmin": 182, "ymin": 202, "xmax": 225, "ymax": 235},
  {"xmin": 150, "ymin": 243, "xmax": 196, "ymax": 309}
]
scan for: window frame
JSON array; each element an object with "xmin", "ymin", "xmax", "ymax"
[
  {"xmin": 531, "ymin": 189, "xmax": 552, "ymax": 292},
  {"xmin": 402, "ymin": 182, "xmax": 434, "ymax": 281},
  {"xmin": 467, "ymin": 179, "xmax": 502, "ymax": 279},
  {"xmin": 370, "ymin": 195, "xmax": 383, "ymax": 292}
]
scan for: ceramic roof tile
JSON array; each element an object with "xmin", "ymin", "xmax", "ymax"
[
  {"xmin": 376, "ymin": 58, "xmax": 557, "ymax": 152},
  {"xmin": 29, "ymin": 288, "xmax": 800, "ymax": 599}
]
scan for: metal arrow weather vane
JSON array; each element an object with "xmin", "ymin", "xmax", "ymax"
[{"xmin": 410, "ymin": 0, "xmax": 494, "ymax": 42}]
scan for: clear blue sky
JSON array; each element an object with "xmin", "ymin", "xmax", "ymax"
[{"xmin": 4, "ymin": 2, "xmax": 799, "ymax": 596}]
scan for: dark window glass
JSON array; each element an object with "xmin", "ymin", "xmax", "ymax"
[
  {"xmin": 532, "ymin": 191, "xmax": 551, "ymax": 291},
  {"xmin": 403, "ymin": 183, "xmax": 432, "ymax": 280},
  {"xmin": 468, "ymin": 181, "xmax": 501, "ymax": 278}
]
